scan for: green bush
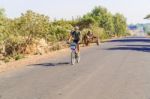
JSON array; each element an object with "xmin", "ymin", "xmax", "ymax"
[
  {"xmin": 14, "ymin": 54, "xmax": 24, "ymax": 60},
  {"xmin": 48, "ymin": 25, "xmax": 70, "ymax": 42},
  {"xmin": 4, "ymin": 35, "xmax": 26, "ymax": 56}
]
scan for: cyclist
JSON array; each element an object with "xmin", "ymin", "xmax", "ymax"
[{"xmin": 68, "ymin": 26, "xmax": 81, "ymax": 55}]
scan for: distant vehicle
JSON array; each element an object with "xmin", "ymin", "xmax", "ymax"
[
  {"xmin": 128, "ymin": 25, "xmax": 137, "ymax": 30},
  {"xmin": 82, "ymin": 32, "xmax": 100, "ymax": 46}
]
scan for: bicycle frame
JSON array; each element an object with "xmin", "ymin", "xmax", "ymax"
[{"xmin": 70, "ymin": 43, "xmax": 78, "ymax": 65}]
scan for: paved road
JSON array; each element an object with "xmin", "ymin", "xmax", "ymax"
[{"xmin": 0, "ymin": 37, "xmax": 150, "ymax": 99}]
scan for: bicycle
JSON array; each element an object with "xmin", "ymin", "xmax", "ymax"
[{"xmin": 70, "ymin": 42, "xmax": 80, "ymax": 65}]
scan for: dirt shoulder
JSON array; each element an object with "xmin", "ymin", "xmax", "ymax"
[{"xmin": 0, "ymin": 48, "xmax": 71, "ymax": 73}]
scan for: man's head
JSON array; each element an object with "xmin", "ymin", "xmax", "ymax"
[{"xmin": 74, "ymin": 26, "xmax": 79, "ymax": 31}]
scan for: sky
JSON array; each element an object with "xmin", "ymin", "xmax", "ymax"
[{"xmin": 0, "ymin": 0, "xmax": 150, "ymax": 24}]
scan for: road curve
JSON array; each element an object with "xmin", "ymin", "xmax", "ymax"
[{"xmin": 0, "ymin": 37, "xmax": 150, "ymax": 99}]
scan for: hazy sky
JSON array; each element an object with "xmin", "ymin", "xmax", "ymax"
[{"xmin": 0, "ymin": 0, "xmax": 150, "ymax": 24}]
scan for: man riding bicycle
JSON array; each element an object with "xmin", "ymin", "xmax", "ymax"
[{"xmin": 68, "ymin": 26, "xmax": 81, "ymax": 54}]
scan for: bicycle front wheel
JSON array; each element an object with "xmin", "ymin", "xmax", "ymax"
[{"xmin": 76, "ymin": 53, "xmax": 80, "ymax": 63}]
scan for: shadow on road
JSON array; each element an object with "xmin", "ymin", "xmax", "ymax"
[
  {"xmin": 30, "ymin": 62, "xmax": 70, "ymax": 67},
  {"xmin": 109, "ymin": 37, "xmax": 150, "ymax": 43},
  {"xmin": 106, "ymin": 45, "xmax": 150, "ymax": 52},
  {"xmin": 105, "ymin": 37, "xmax": 150, "ymax": 52}
]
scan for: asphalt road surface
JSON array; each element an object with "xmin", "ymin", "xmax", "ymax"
[{"xmin": 0, "ymin": 37, "xmax": 150, "ymax": 99}]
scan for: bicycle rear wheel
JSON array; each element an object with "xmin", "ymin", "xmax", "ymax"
[{"xmin": 71, "ymin": 51, "xmax": 76, "ymax": 65}]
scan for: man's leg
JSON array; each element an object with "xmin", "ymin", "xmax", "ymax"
[{"xmin": 77, "ymin": 44, "xmax": 80, "ymax": 53}]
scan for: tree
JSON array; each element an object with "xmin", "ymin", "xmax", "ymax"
[
  {"xmin": 99, "ymin": 12, "xmax": 114, "ymax": 35},
  {"xmin": 51, "ymin": 19, "xmax": 73, "ymax": 41},
  {"xmin": 113, "ymin": 13, "xmax": 127, "ymax": 36},
  {"xmin": 88, "ymin": 6, "xmax": 114, "ymax": 34},
  {"xmin": 77, "ymin": 6, "xmax": 127, "ymax": 38},
  {"xmin": 17, "ymin": 10, "xmax": 50, "ymax": 43},
  {"xmin": 77, "ymin": 15, "xmax": 96, "ymax": 30},
  {"xmin": 2, "ymin": 10, "xmax": 51, "ymax": 55}
]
